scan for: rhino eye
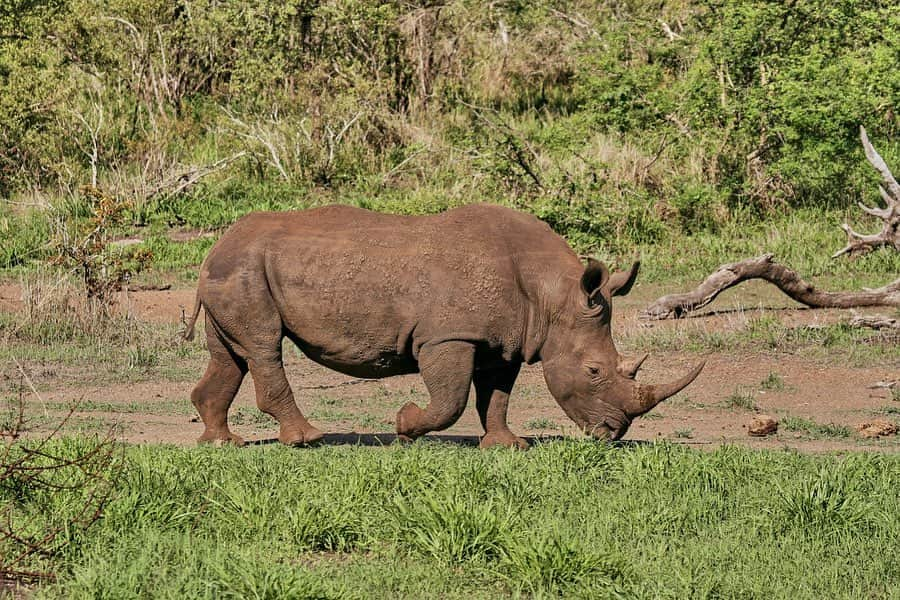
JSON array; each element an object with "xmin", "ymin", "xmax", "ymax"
[{"xmin": 588, "ymin": 366, "xmax": 600, "ymax": 375}]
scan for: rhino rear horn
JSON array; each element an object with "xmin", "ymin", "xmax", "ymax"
[{"xmin": 618, "ymin": 353, "xmax": 648, "ymax": 378}]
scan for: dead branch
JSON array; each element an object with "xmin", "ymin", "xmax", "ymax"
[
  {"xmin": 459, "ymin": 100, "xmax": 545, "ymax": 190},
  {"xmin": 833, "ymin": 126, "xmax": 900, "ymax": 258},
  {"xmin": 849, "ymin": 312, "xmax": 899, "ymax": 331},
  {"xmin": 658, "ymin": 19, "xmax": 683, "ymax": 40},
  {"xmin": 125, "ymin": 282, "xmax": 172, "ymax": 292},
  {"xmin": 295, "ymin": 379, "xmax": 376, "ymax": 391},
  {"xmin": 144, "ymin": 151, "xmax": 246, "ymax": 201},
  {"xmin": 868, "ymin": 380, "xmax": 899, "ymax": 390},
  {"xmin": 641, "ymin": 253, "xmax": 900, "ymax": 319},
  {"xmin": 550, "ymin": 9, "xmax": 600, "ymax": 37}
]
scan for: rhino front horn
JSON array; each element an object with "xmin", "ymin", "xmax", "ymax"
[{"xmin": 639, "ymin": 361, "xmax": 705, "ymax": 413}]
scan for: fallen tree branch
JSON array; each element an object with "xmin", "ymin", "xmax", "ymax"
[
  {"xmin": 868, "ymin": 380, "xmax": 899, "ymax": 390},
  {"xmin": 849, "ymin": 312, "xmax": 899, "ymax": 330},
  {"xmin": 641, "ymin": 253, "xmax": 900, "ymax": 319}
]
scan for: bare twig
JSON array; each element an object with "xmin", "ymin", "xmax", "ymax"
[
  {"xmin": 69, "ymin": 100, "xmax": 104, "ymax": 187},
  {"xmin": 224, "ymin": 111, "xmax": 290, "ymax": 180},
  {"xmin": 381, "ymin": 147, "xmax": 426, "ymax": 183},
  {"xmin": 658, "ymin": 19, "xmax": 682, "ymax": 40},
  {"xmin": 550, "ymin": 9, "xmax": 600, "ymax": 37},
  {"xmin": 13, "ymin": 358, "xmax": 47, "ymax": 418},
  {"xmin": 144, "ymin": 151, "xmax": 246, "ymax": 200},
  {"xmin": 459, "ymin": 100, "xmax": 545, "ymax": 189},
  {"xmin": 1, "ymin": 389, "xmax": 120, "ymax": 582},
  {"xmin": 295, "ymin": 379, "xmax": 376, "ymax": 391}
]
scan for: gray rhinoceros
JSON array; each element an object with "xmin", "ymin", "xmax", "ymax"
[{"xmin": 184, "ymin": 203, "xmax": 703, "ymax": 448}]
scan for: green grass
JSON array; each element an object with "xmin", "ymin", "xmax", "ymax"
[
  {"xmin": 622, "ymin": 316, "xmax": 900, "ymax": 367},
  {"xmin": 38, "ymin": 399, "xmax": 194, "ymax": 416},
  {"xmin": 523, "ymin": 418, "xmax": 558, "ymax": 430},
  {"xmin": 780, "ymin": 416, "xmax": 853, "ymax": 439},
  {"xmin": 723, "ymin": 387, "xmax": 758, "ymax": 411},
  {"xmin": 0, "ymin": 308, "xmax": 203, "ymax": 364},
  {"xmin": 760, "ymin": 372, "xmax": 786, "ymax": 392},
  {"xmin": 630, "ymin": 211, "xmax": 900, "ymax": 285},
  {"xmin": 229, "ymin": 406, "xmax": 276, "ymax": 427},
  {"xmin": 7, "ymin": 440, "xmax": 899, "ymax": 598}
]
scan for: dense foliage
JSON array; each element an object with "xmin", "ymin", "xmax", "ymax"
[{"xmin": 1, "ymin": 0, "xmax": 899, "ymax": 268}]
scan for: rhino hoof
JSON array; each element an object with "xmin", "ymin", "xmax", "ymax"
[
  {"xmin": 198, "ymin": 431, "xmax": 246, "ymax": 447},
  {"xmin": 396, "ymin": 402, "xmax": 425, "ymax": 438},
  {"xmin": 279, "ymin": 425, "xmax": 324, "ymax": 447},
  {"xmin": 480, "ymin": 431, "xmax": 529, "ymax": 450}
]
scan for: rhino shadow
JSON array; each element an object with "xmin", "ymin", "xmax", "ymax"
[{"xmin": 246, "ymin": 433, "xmax": 650, "ymax": 448}]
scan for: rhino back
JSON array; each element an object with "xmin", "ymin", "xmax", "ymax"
[{"xmin": 201, "ymin": 204, "xmax": 575, "ymax": 373}]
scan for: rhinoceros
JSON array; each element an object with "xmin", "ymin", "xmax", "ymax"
[{"xmin": 184, "ymin": 203, "xmax": 703, "ymax": 448}]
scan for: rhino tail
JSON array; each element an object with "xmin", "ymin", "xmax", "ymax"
[{"xmin": 183, "ymin": 291, "xmax": 202, "ymax": 341}]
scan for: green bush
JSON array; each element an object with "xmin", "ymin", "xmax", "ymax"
[{"xmin": 1, "ymin": 0, "xmax": 899, "ymax": 266}]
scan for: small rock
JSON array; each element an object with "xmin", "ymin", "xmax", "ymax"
[
  {"xmin": 748, "ymin": 415, "xmax": 778, "ymax": 437},
  {"xmin": 856, "ymin": 420, "xmax": 898, "ymax": 438}
]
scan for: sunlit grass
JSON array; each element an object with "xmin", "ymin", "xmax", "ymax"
[{"xmin": 9, "ymin": 440, "xmax": 897, "ymax": 599}]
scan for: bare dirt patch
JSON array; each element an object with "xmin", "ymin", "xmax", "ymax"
[{"xmin": 5, "ymin": 280, "xmax": 899, "ymax": 453}]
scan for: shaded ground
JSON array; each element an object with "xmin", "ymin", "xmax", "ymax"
[{"xmin": 3, "ymin": 279, "xmax": 898, "ymax": 452}]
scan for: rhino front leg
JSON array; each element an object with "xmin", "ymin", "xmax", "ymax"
[
  {"xmin": 474, "ymin": 364, "xmax": 528, "ymax": 449},
  {"xmin": 396, "ymin": 341, "xmax": 475, "ymax": 440},
  {"xmin": 247, "ymin": 354, "xmax": 324, "ymax": 446}
]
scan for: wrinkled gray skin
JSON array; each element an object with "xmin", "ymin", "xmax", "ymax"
[{"xmin": 185, "ymin": 204, "xmax": 704, "ymax": 448}]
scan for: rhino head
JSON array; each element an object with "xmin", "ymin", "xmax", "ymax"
[{"xmin": 540, "ymin": 259, "xmax": 704, "ymax": 441}]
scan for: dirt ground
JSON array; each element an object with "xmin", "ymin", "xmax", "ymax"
[{"xmin": 2, "ymin": 280, "xmax": 899, "ymax": 452}]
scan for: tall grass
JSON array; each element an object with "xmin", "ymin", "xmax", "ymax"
[
  {"xmin": 12, "ymin": 441, "xmax": 900, "ymax": 598},
  {"xmin": 0, "ymin": 271, "xmax": 202, "ymax": 371}
]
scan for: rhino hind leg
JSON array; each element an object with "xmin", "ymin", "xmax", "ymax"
[
  {"xmin": 192, "ymin": 316, "xmax": 248, "ymax": 446},
  {"xmin": 396, "ymin": 341, "xmax": 475, "ymax": 440},
  {"xmin": 474, "ymin": 364, "xmax": 528, "ymax": 449},
  {"xmin": 248, "ymin": 356, "xmax": 324, "ymax": 446}
]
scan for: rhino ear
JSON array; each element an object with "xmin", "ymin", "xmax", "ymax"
[
  {"xmin": 607, "ymin": 261, "xmax": 640, "ymax": 297},
  {"xmin": 580, "ymin": 258, "xmax": 610, "ymax": 300}
]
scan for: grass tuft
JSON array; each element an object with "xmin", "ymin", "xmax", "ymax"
[
  {"xmin": 674, "ymin": 428, "xmax": 694, "ymax": 439},
  {"xmin": 724, "ymin": 387, "xmax": 758, "ymax": 411},
  {"xmin": 523, "ymin": 418, "xmax": 558, "ymax": 430},
  {"xmin": 760, "ymin": 372, "xmax": 786, "ymax": 392},
  {"xmin": 780, "ymin": 416, "xmax": 852, "ymax": 439}
]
